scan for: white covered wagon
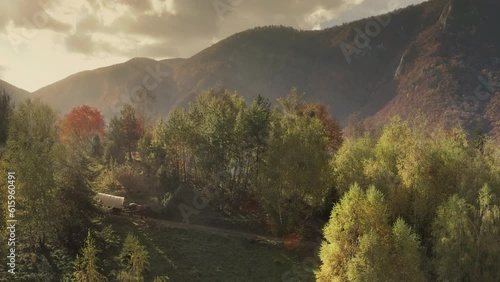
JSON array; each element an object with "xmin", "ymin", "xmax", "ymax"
[{"xmin": 97, "ymin": 193, "xmax": 125, "ymax": 210}]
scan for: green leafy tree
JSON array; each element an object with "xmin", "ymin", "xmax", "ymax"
[
  {"xmin": 258, "ymin": 93, "xmax": 331, "ymax": 234},
  {"xmin": 6, "ymin": 99, "xmax": 98, "ymax": 279},
  {"xmin": 184, "ymin": 88, "xmax": 249, "ymax": 206},
  {"xmin": 74, "ymin": 231, "xmax": 107, "ymax": 282},
  {"xmin": 7, "ymin": 99, "xmax": 59, "ymax": 247},
  {"xmin": 107, "ymin": 104, "xmax": 144, "ymax": 163},
  {"xmin": 361, "ymin": 116, "xmax": 472, "ymax": 235},
  {"xmin": 137, "ymin": 128, "xmax": 165, "ymax": 177},
  {"xmin": 298, "ymin": 101, "xmax": 343, "ymax": 152},
  {"xmin": 238, "ymin": 95, "xmax": 271, "ymax": 191},
  {"xmin": 51, "ymin": 142, "xmax": 99, "ymax": 251},
  {"xmin": 346, "ymin": 231, "xmax": 393, "ymax": 282},
  {"xmin": 389, "ymin": 218, "xmax": 426, "ymax": 282},
  {"xmin": 159, "ymin": 108, "xmax": 196, "ymax": 182},
  {"xmin": 433, "ymin": 186, "xmax": 500, "ymax": 282},
  {"xmin": 333, "ymin": 135, "xmax": 375, "ymax": 196},
  {"xmin": 346, "ymin": 219, "xmax": 426, "ymax": 282}
]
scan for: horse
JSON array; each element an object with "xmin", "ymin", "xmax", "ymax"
[{"xmin": 128, "ymin": 203, "xmax": 152, "ymax": 219}]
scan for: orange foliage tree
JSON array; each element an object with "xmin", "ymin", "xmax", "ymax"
[{"xmin": 57, "ymin": 105, "xmax": 106, "ymax": 145}]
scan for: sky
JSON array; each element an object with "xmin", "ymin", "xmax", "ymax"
[{"xmin": 0, "ymin": 0, "xmax": 425, "ymax": 92}]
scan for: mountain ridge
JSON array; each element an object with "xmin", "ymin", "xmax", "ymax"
[
  {"xmin": 0, "ymin": 79, "xmax": 31, "ymax": 104},
  {"xmin": 2, "ymin": 0, "xmax": 498, "ymax": 137}
]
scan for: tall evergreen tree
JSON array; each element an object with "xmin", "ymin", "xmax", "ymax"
[
  {"xmin": 74, "ymin": 231, "xmax": 107, "ymax": 282},
  {"xmin": 118, "ymin": 233, "xmax": 149, "ymax": 282}
]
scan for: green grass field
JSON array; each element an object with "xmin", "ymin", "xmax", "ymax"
[{"xmin": 102, "ymin": 216, "xmax": 315, "ymax": 282}]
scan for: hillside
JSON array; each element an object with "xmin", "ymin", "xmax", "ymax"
[
  {"xmin": 33, "ymin": 58, "xmax": 179, "ymax": 118},
  {"xmin": 100, "ymin": 217, "xmax": 315, "ymax": 282},
  {"xmin": 30, "ymin": 0, "xmax": 499, "ymax": 137},
  {"xmin": 0, "ymin": 79, "xmax": 30, "ymax": 104}
]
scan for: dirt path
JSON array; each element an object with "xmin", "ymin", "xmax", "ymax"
[{"xmin": 111, "ymin": 213, "xmax": 319, "ymax": 248}]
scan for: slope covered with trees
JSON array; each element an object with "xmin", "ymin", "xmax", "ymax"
[
  {"xmin": 1, "ymin": 77, "xmax": 499, "ymax": 280},
  {"xmin": 23, "ymin": 0, "xmax": 500, "ymax": 139},
  {"xmin": 0, "ymin": 87, "xmax": 341, "ymax": 280},
  {"xmin": 317, "ymin": 115, "xmax": 500, "ymax": 281}
]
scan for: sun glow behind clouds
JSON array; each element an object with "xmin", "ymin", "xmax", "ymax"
[
  {"xmin": 149, "ymin": 0, "xmax": 177, "ymax": 16},
  {"xmin": 306, "ymin": 8, "xmax": 339, "ymax": 30}
]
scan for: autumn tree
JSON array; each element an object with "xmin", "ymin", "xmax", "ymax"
[
  {"xmin": 334, "ymin": 115, "xmax": 477, "ymax": 236},
  {"xmin": 316, "ymin": 184, "xmax": 425, "ymax": 282},
  {"xmin": 57, "ymin": 105, "xmax": 105, "ymax": 147}
]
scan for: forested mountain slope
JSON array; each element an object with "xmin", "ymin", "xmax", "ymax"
[{"xmin": 18, "ymin": 0, "xmax": 499, "ymax": 137}]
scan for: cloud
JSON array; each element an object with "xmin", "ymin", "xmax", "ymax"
[
  {"xmin": 59, "ymin": 0, "xmax": 349, "ymax": 58},
  {"xmin": 1, "ymin": 0, "xmax": 72, "ymax": 32},
  {"xmin": 323, "ymin": 0, "xmax": 424, "ymax": 26},
  {"xmin": 2, "ymin": 0, "xmax": 426, "ymax": 59}
]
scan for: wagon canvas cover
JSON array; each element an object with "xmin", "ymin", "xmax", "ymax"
[{"xmin": 97, "ymin": 193, "xmax": 124, "ymax": 209}]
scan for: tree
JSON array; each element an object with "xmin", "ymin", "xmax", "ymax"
[
  {"xmin": 258, "ymin": 94, "xmax": 332, "ymax": 234},
  {"xmin": 346, "ymin": 219, "xmax": 426, "ymax": 282},
  {"xmin": 333, "ymin": 135, "xmax": 375, "ymax": 196},
  {"xmin": 239, "ymin": 95, "xmax": 271, "ymax": 190},
  {"xmin": 51, "ymin": 142, "xmax": 99, "ymax": 252},
  {"xmin": 118, "ymin": 233, "xmax": 149, "ymax": 282},
  {"xmin": 433, "ymin": 186, "xmax": 500, "ymax": 282},
  {"xmin": 389, "ymin": 218, "xmax": 426, "ymax": 282},
  {"xmin": 107, "ymin": 104, "xmax": 144, "ymax": 162},
  {"xmin": 137, "ymin": 127, "xmax": 165, "ymax": 176},
  {"xmin": 360, "ymin": 116, "xmax": 471, "ymax": 235},
  {"xmin": 298, "ymin": 102, "xmax": 343, "ymax": 152},
  {"xmin": 317, "ymin": 184, "xmax": 425, "ymax": 282},
  {"xmin": 57, "ymin": 105, "xmax": 105, "ymax": 147},
  {"xmin": 159, "ymin": 108, "xmax": 196, "ymax": 182},
  {"xmin": 184, "ymin": 88, "xmax": 248, "ymax": 206},
  {"xmin": 6, "ymin": 99, "xmax": 98, "ymax": 279},
  {"xmin": 0, "ymin": 88, "xmax": 12, "ymax": 144},
  {"xmin": 74, "ymin": 231, "xmax": 107, "ymax": 282},
  {"xmin": 7, "ymin": 99, "xmax": 59, "ymax": 247}
]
